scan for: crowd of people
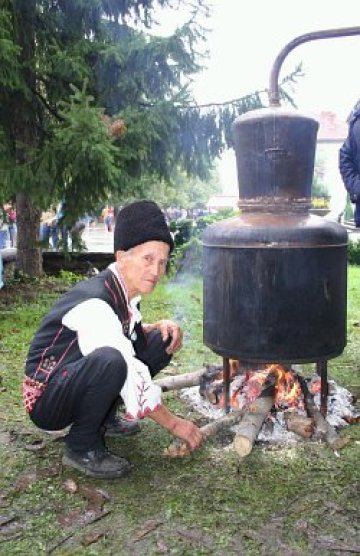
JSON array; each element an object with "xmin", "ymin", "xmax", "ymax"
[
  {"xmin": 0, "ymin": 202, "xmax": 211, "ymax": 255},
  {"xmin": 39, "ymin": 202, "xmax": 88, "ymax": 251}
]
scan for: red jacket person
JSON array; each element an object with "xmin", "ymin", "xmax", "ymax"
[{"xmin": 23, "ymin": 200, "xmax": 203, "ymax": 478}]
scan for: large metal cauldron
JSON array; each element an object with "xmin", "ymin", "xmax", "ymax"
[{"xmin": 203, "ymin": 105, "xmax": 348, "ymax": 364}]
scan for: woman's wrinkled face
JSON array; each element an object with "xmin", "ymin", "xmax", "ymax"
[{"xmin": 116, "ymin": 241, "xmax": 170, "ymax": 298}]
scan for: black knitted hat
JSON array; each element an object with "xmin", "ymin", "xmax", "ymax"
[{"xmin": 114, "ymin": 200, "xmax": 174, "ymax": 253}]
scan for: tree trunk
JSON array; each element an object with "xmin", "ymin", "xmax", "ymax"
[
  {"xmin": 11, "ymin": 0, "xmax": 43, "ymax": 276},
  {"xmin": 16, "ymin": 192, "xmax": 42, "ymax": 277}
]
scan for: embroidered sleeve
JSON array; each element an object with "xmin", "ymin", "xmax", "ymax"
[
  {"xmin": 121, "ymin": 362, "xmax": 162, "ymax": 421},
  {"xmin": 62, "ymin": 298, "xmax": 162, "ymax": 419}
]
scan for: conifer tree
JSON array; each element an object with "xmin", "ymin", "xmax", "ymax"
[{"xmin": 0, "ymin": 1, "xmax": 296, "ymax": 275}]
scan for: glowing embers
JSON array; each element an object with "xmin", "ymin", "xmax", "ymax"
[
  {"xmin": 181, "ymin": 362, "xmax": 358, "ymax": 451},
  {"xmin": 199, "ymin": 361, "xmax": 316, "ymax": 412}
]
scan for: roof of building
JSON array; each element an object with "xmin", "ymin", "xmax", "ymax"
[{"xmin": 314, "ymin": 110, "xmax": 348, "ymax": 142}]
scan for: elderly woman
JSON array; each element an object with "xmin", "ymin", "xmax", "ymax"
[{"xmin": 23, "ymin": 200, "xmax": 203, "ymax": 479}]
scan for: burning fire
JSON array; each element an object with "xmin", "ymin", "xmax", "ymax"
[
  {"xmin": 201, "ymin": 361, "xmax": 306, "ymax": 411},
  {"xmin": 266, "ymin": 364, "xmax": 303, "ymax": 408}
]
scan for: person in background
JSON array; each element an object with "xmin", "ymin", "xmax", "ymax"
[
  {"xmin": 53, "ymin": 200, "xmax": 69, "ymax": 249},
  {"xmin": 23, "ymin": 200, "xmax": 203, "ymax": 479},
  {"xmin": 0, "ymin": 252, "xmax": 3, "ymax": 289},
  {"xmin": 69, "ymin": 220, "xmax": 86, "ymax": 250},
  {"xmin": 6, "ymin": 203, "xmax": 17, "ymax": 247},
  {"xmin": 39, "ymin": 208, "xmax": 57, "ymax": 249},
  {"xmin": 0, "ymin": 209, "xmax": 8, "ymax": 250},
  {"xmin": 339, "ymin": 99, "xmax": 360, "ymax": 227},
  {"xmin": 102, "ymin": 205, "xmax": 114, "ymax": 232}
]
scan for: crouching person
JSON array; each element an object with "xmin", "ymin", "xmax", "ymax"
[{"xmin": 22, "ymin": 200, "xmax": 203, "ymax": 479}]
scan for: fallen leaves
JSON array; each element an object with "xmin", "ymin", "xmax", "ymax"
[
  {"xmin": 132, "ymin": 519, "xmax": 163, "ymax": 542},
  {"xmin": 62, "ymin": 478, "xmax": 78, "ymax": 494},
  {"xmin": 0, "ymin": 513, "xmax": 24, "ymax": 541},
  {"xmin": 162, "ymin": 441, "xmax": 191, "ymax": 458},
  {"xmin": 13, "ymin": 466, "xmax": 60, "ymax": 492},
  {"xmin": 56, "ymin": 480, "xmax": 111, "ymax": 526},
  {"xmin": 23, "ymin": 438, "xmax": 46, "ymax": 452},
  {"xmin": 0, "ymin": 469, "xmax": 113, "ymax": 551},
  {"xmin": 47, "ymin": 480, "xmax": 112, "ymax": 553},
  {"xmin": 81, "ymin": 529, "xmax": 106, "ymax": 546}
]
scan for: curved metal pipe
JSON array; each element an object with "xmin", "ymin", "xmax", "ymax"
[{"xmin": 269, "ymin": 26, "xmax": 360, "ymax": 106}]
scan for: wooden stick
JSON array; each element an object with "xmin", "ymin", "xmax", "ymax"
[
  {"xmin": 233, "ymin": 395, "xmax": 274, "ymax": 458},
  {"xmin": 163, "ymin": 411, "xmax": 245, "ymax": 458},
  {"xmin": 154, "ymin": 368, "xmax": 208, "ymax": 392},
  {"xmin": 296, "ymin": 374, "xmax": 345, "ymax": 451},
  {"xmin": 283, "ymin": 411, "xmax": 314, "ymax": 439}
]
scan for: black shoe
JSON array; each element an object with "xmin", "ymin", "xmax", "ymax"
[
  {"xmin": 104, "ymin": 416, "xmax": 141, "ymax": 437},
  {"xmin": 62, "ymin": 446, "xmax": 130, "ymax": 479}
]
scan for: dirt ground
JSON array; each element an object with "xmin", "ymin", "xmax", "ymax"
[{"xmin": 0, "ymin": 276, "xmax": 359, "ymax": 555}]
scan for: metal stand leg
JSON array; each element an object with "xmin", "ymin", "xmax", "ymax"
[
  {"xmin": 223, "ymin": 357, "xmax": 231, "ymax": 414},
  {"xmin": 316, "ymin": 360, "xmax": 328, "ymax": 417}
]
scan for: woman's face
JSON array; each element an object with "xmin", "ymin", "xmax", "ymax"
[{"xmin": 116, "ymin": 240, "xmax": 170, "ymax": 298}]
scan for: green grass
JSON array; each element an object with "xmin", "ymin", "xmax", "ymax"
[{"xmin": 0, "ymin": 269, "xmax": 359, "ymax": 555}]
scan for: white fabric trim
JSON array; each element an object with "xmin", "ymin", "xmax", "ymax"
[
  {"xmin": 62, "ymin": 296, "xmax": 162, "ymax": 420},
  {"xmin": 108, "ymin": 262, "xmax": 141, "ymax": 335}
]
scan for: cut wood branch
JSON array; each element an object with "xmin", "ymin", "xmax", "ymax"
[
  {"xmin": 163, "ymin": 411, "xmax": 244, "ymax": 458},
  {"xmin": 154, "ymin": 368, "xmax": 208, "ymax": 392},
  {"xmin": 296, "ymin": 374, "xmax": 346, "ymax": 451},
  {"xmin": 284, "ymin": 411, "xmax": 314, "ymax": 439},
  {"xmin": 233, "ymin": 395, "xmax": 274, "ymax": 458}
]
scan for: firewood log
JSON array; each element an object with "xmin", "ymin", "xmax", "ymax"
[
  {"xmin": 283, "ymin": 411, "xmax": 314, "ymax": 439},
  {"xmin": 154, "ymin": 368, "xmax": 208, "ymax": 392},
  {"xmin": 296, "ymin": 374, "xmax": 347, "ymax": 451},
  {"xmin": 163, "ymin": 411, "xmax": 245, "ymax": 458},
  {"xmin": 232, "ymin": 395, "xmax": 274, "ymax": 458}
]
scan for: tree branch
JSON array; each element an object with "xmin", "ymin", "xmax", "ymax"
[{"xmin": 30, "ymin": 86, "xmax": 64, "ymax": 122}]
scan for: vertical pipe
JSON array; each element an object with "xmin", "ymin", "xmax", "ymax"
[{"xmin": 223, "ymin": 357, "xmax": 231, "ymax": 414}]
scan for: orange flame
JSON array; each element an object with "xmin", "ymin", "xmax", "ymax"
[
  {"xmin": 204, "ymin": 362, "xmax": 304, "ymax": 411},
  {"xmin": 265, "ymin": 364, "xmax": 303, "ymax": 408}
]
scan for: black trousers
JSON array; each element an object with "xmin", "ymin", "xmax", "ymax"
[{"xmin": 30, "ymin": 331, "xmax": 171, "ymax": 452}]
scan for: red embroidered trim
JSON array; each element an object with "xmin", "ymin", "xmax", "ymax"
[
  {"xmin": 34, "ymin": 325, "xmax": 64, "ymax": 379},
  {"xmin": 124, "ymin": 403, "xmax": 162, "ymax": 421},
  {"xmin": 104, "ymin": 279, "xmax": 118, "ymax": 306},
  {"xmin": 105, "ymin": 277, "xmax": 131, "ymax": 333},
  {"xmin": 110, "ymin": 268, "xmax": 134, "ymax": 321},
  {"xmin": 22, "ymin": 376, "xmax": 46, "ymax": 413}
]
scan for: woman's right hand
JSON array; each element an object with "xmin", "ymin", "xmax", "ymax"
[
  {"xmin": 170, "ymin": 416, "xmax": 203, "ymax": 451},
  {"xmin": 149, "ymin": 404, "xmax": 203, "ymax": 451}
]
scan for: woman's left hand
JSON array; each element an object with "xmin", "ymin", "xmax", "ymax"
[{"xmin": 143, "ymin": 320, "xmax": 183, "ymax": 354}]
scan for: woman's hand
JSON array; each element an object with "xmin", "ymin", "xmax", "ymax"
[
  {"xmin": 170, "ymin": 417, "xmax": 203, "ymax": 451},
  {"xmin": 149, "ymin": 405, "xmax": 203, "ymax": 452},
  {"xmin": 143, "ymin": 319, "xmax": 183, "ymax": 354}
]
